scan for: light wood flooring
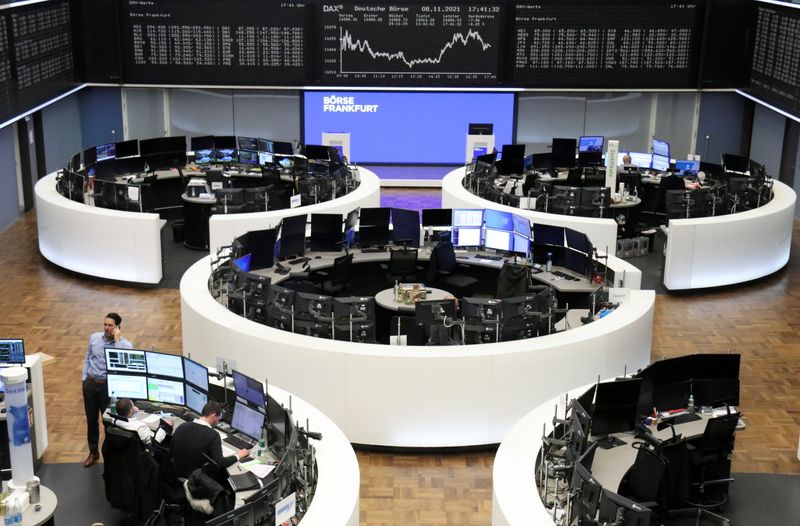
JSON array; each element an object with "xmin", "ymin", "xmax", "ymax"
[{"xmin": 1, "ymin": 211, "xmax": 799, "ymax": 525}]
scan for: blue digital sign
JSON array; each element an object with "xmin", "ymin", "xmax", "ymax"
[{"xmin": 303, "ymin": 91, "xmax": 514, "ymax": 164}]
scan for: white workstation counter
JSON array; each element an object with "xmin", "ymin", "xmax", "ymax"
[
  {"xmin": 208, "ymin": 167, "xmax": 381, "ymax": 254},
  {"xmin": 441, "ymin": 167, "xmax": 619, "ymax": 256},
  {"xmin": 35, "ymin": 172, "xmax": 164, "ymax": 284},
  {"xmin": 267, "ymin": 384, "xmax": 360, "ymax": 526},
  {"xmin": 181, "ymin": 256, "xmax": 653, "ymax": 448},
  {"xmin": 663, "ymin": 180, "xmax": 796, "ymax": 290},
  {"xmin": 34, "ymin": 167, "xmax": 380, "ymax": 285}
]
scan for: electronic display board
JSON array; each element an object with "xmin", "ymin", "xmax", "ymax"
[
  {"xmin": 119, "ymin": 0, "xmax": 310, "ymax": 85},
  {"xmin": 320, "ymin": 3, "xmax": 503, "ymax": 85},
  {"xmin": 512, "ymin": 1, "xmax": 702, "ymax": 88},
  {"xmin": 747, "ymin": 4, "xmax": 800, "ymax": 118}
]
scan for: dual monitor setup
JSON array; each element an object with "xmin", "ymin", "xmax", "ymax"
[{"xmin": 549, "ymin": 353, "xmax": 741, "ymax": 525}]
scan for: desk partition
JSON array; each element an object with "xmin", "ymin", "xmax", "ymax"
[
  {"xmin": 663, "ymin": 180, "xmax": 796, "ymax": 290},
  {"xmin": 442, "ymin": 167, "xmax": 619, "ymax": 257},
  {"xmin": 182, "ymin": 256, "xmax": 653, "ymax": 447},
  {"xmin": 208, "ymin": 167, "xmax": 380, "ymax": 254}
]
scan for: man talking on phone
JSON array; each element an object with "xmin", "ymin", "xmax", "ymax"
[{"xmin": 81, "ymin": 312, "xmax": 132, "ymax": 467}]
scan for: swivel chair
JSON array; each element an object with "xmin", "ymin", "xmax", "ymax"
[
  {"xmin": 496, "ymin": 262, "xmax": 531, "ymax": 299},
  {"xmin": 657, "ymin": 174, "xmax": 686, "ymax": 214},
  {"xmin": 566, "ymin": 167, "xmax": 583, "ymax": 187},
  {"xmin": 582, "ymin": 171, "xmax": 605, "ymax": 187},
  {"xmin": 383, "ymin": 247, "xmax": 420, "ymax": 283},
  {"xmin": 618, "ymin": 442, "xmax": 669, "ymax": 517},
  {"xmin": 426, "ymin": 241, "xmax": 478, "ymax": 297},
  {"xmin": 665, "ymin": 189, "xmax": 694, "ymax": 220},
  {"xmin": 318, "ymin": 253, "xmax": 353, "ymax": 296},
  {"xmin": 618, "ymin": 171, "xmax": 643, "ymax": 196},
  {"xmin": 681, "ymin": 413, "xmax": 738, "ymax": 524}
]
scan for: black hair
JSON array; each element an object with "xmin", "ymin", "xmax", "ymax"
[
  {"xmin": 106, "ymin": 312, "xmax": 122, "ymax": 327},
  {"xmin": 116, "ymin": 398, "xmax": 133, "ymax": 416},
  {"xmin": 201, "ymin": 401, "xmax": 222, "ymax": 417}
]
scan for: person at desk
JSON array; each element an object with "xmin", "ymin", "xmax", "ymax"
[
  {"xmin": 103, "ymin": 398, "xmax": 171, "ymax": 445},
  {"xmin": 171, "ymin": 401, "xmax": 249, "ymax": 479},
  {"xmin": 620, "ymin": 153, "xmax": 634, "ymax": 168},
  {"xmin": 82, "ymin": 312, "xmax": 132, "ymax": 468}
]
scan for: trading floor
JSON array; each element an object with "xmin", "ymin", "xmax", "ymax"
[{"xmin": 1, "ymin": 191, "xmax": 799, "ymax": 525}]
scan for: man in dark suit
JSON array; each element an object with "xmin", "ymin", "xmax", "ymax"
[{"xmin": 171, "ymin": 401, "xmax": 249, "ymax": 478}]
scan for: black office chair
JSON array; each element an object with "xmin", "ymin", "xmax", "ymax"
[
  {"xmin": 665, "ymin": 189, "xmax": 694, "ymax": 220},
  {"xmin": 496, "ymin": 262, "xmax": 531, "ymax": 299},
  {"xmin": 617, "ymin": 172, "xmax": 642, "ymax": 196},
  {"xmin": 583, "ymin": 171, "xmax": 605, "ymax": 187},
  {"xmin": 657, "ymin": 175, "xmax": 686, "ymax": 214},
  {"xmin": 426, "ymin": 241, "xmax": 478, "ymax": 297},
  {"xmin": 618, "ymin": 442, "xmax": 669, "ymax": 515},
  {"xmin": 102, "ymin": 427, "xmax": 151, "ymax": 522},
  {"xmin": 383, "ymin": 247, "xmax": 420, "ymax": 283},
  {"xmin": 682, "ymin": 413, "xmax": 738, "ymax": 523},
  {"xmin": 318, "ymin": 253, "xmax": 353, "ymax": 296},
  {"xmin": 151, "ymin": 442, "xmax": 188, "ymax": 522}
]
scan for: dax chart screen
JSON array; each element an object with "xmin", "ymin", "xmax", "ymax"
[{"xmin": 320, "ymin": 3, "xmax": 503, "ymax": 85}]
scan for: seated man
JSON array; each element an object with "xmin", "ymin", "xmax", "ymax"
[
  {"xmin": 171, "ymin": 401, "xmax": 249, "ymax": 479},
  {"xmin": 104, "ymin": 398, "xmax": 170, "ymax": 445}
]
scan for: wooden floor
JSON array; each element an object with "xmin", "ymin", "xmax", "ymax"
[{"xmin": 1, "ymin": 211, "xmax": 799, "ymax": 525}]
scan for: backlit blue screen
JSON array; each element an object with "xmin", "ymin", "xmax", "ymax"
[{"xmin": 303, "ymin": 92, "xmax": 514, "ymax": 164}]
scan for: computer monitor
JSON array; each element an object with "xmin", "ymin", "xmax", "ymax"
[
  {"xmin": 267, "ymin": 396, "xmax": 286, "ymax": 448},
  {"xmin": 452, "ymin": 227, "xmax": 481, "ymax": 247},
  {"xmin": 570, "ymin": 463, "xmax": 603, "ymax": 524},
  {"xmin": 162, "ymin": 136, "xmax": 186, "ymax": 153},
  {"xmin": 258, "ymin": 151, "xmax": 273, "ymax": 166},
  {"xmin": 257, "ymin": 138, "xmax": 272, "ymax": 152},
  {"xmin": 184, "ymin": 384, "xmax": 208, "ymax": 414},
  {"xmin": 360, "ymin": 207, "xmax": 390, "ymax": 227},
  {"xmin": 358, "ymin": 225, "xmax": 390, "ymax": 247},
  {"xmin": 216, "ymin": 148, "xmax": 238, "ymax": 163},
  {"xmin": 579, "ymin": 136, "xmax": 604, "ymax": 153},
  {"xmin": 578, "ymin": 151, "xmax": 603, "ymax": 167},
  {"xmin": 107, "ymin": 373, "xmax": 148, "ymax": 400},
  {"xmin": 722, "ymin": 153, "xmax": 749, "ymax": 173},
  {"xmin": 0, "ymin": 339, "xmax": 25, "ymax": 364},
  {"xmin": 271, "ymin": 141, "xmax": 294, "ymax": 155},
  {"xmin": 147, "ymin": 376, "xmax": 185, "ymax": 405},
  {"xmin": 501, "ymin": 144, "xmax": 526, "ymax": 160},
  {"xmin": 421, "ymin": 208, "xmax": 452, "ymax": 227},
  {"xmin": 533, "ymin": 223, "xmax": 565, "ymax": 246},
  {"xmin": 105, "ymin": 348, "xmax": 147, "ymax": 374},
  {"xmin": 565, "ymin": 228, "xmax": 592, "ymax": 254},
  {"xmin": 237, "ymin": 136, "xmax": 258, "ymax": 151},
  {"xmin": 233, "ymin": 253, "xmax": 252, "ymax": 273},
  {"xmin": 183, "ymin": 357, "xmax": 209, "ymax": 392},
  {"xmin": 552, "ymin": 137, "xmax": 577, "ymax": 153},
  {"xmin": 333, "ymin": 296, "xmax": 376, "ymax": 323},
  {"xmin": 83, "ymin": 146, "xmax": 97, "ymax": 167},
  {"xmin": 194, "ymin": 149, "xmax": 214, "ymax": 165},
  {"xmin": 452, "ymin": 209, "xmax": 484, "ymax": 228},
  {"xmin": 512, "ymin": 233, "xmax": 530, "ymax": 256},
  {"xmin": 391, "ymin": 208, "xmax": 420, "ymax": 247},
  {"xmin": 564, "ymin": 249, "xmax": 589, "ymax": 276},
  {"xmin": 627, "ymin": 152, "xmax": 652, "ymax": 169},
  {"xmin": 598, "ymin": 490, "xmax": 651, "ymax": 526},
  {"xmin": 415, "ymin": 299, "xmax": 457, "ymax": 325},
  {"xmin": 675, "ymin": 160, "xmax": 700, "ymax": 175},
  {"xmin": 345, "ymin": 208, "xmax": 359, "ymax": 249},
  {"xmin": 651, "ymin": 154, "xmax": 670, "ymax": 172},
  {"xmin": 652, "ymin": 138, "xmax": 670, "ymax": 159},
  {"xmin": 238, "ymin": 150, "xmax": 259, "ymax": 165},
  {"xmin": 294, "ymin": 292, "xmax": 333, "ymax": 322},
  {"xmin": 233, "ymin": 370, "xmax": 266, "ymax": 408},
  {"xmin": 278, "ymin": 221, "xmax": 306, "ymax": 259},
  {"xmin": 96, "ymin": 143, "xmax": 116, "ymax": 162},
  {"xmin": 310, "ymin": 213, "xmax": 343, "ymax": 252},
  {"xmin": 485, "ymin": 228, "xmax": 512, "ymax": 252},
  {"xmin": 145, "ymin": 351, "xmax": 184, "ymax": 380},
  {"xmin": 484, "ymin": 209, "xmax": 513, "ymax": 231},
  {"xmin": 591, "ymin": 378, "xmax": 643, "ymax": 437},
  {"xmin": 577, "ymin": 384, "xmax": 597, "ymax": 414},
  {"xmin": 304, "ymin": 144, "xmax": 330, "ymax": 161},
  {"xmin": 231, "ymin": 401, "xmax": 266, "ymax": 442},
  {"xmin": 512, "ymin": 214, "xmax": 531, "ymax": 238},
  {"xmin": 191, "ymin": 135, "xmax": 214, "ymax": 151}
]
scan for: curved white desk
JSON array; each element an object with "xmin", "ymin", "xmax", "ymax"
[
  {"xmin": 441, "ymin": 167, "xmax": 619, "ymax": 256},
  {"xmin": 35, "ymin": 173, "xmax": 163, "ymax": 284},
  {"xmin": 208, "ymin": 167, "xmax": 381, "ymax": 254},
  {"xmin": 265, "ymin": 385, "xmax": 360, "ymax": 526},
  {"xmin": 663, "ymin": 180, "xmax": 796, "ymax": 290},
  {"xmin": 181, "ymin": 258, "xmax": 654, "ymax": 448}
]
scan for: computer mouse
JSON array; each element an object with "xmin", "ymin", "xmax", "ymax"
[{"xmin": 315, "ymin": 256, "xmax": 321, "ymax": 259}]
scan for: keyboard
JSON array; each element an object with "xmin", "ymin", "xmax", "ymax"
[
  {"xmin": 223, "ymin": 434, "xmax": 255, "ymax": 450},
  {"xmin": 476, "ymin": 254, "xmax": 504, "ymax": 261},
  {"xmin": 289, "ymin": 257, "xmax": 310, "ymax": 265},
  {"xmin": 552, "ymin": 270, "xmax": 580, "ymax": 281}
]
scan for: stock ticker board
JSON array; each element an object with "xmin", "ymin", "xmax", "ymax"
[
  {"xmin": 320, "ymin": 3, "xmax": 503, "ymax": 85},
  {"xmin": 119, "ymin": 0, "xmax": 310, "ymax": 85},
  {"xmin": 748, "ymin": 4, "xmax": 800, "ymax": 117}
]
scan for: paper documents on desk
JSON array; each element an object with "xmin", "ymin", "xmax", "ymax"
[
  {"xmin": 241, "ymin": 460, "xmax": 275, "ymax": 479},
  {"xmin": 712, "ymin": 406, "xmax": 738, "ymax": 418}
]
